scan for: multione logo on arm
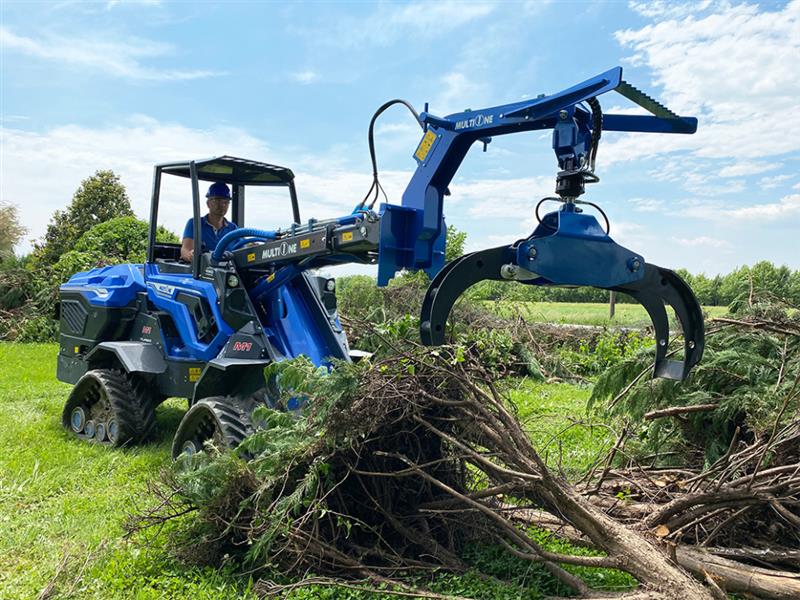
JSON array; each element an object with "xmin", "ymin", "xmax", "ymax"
[
  {"xmin": 261, "ymin": 241, "xmax": 298, "ymax": 260},
  {"xmin": 454, "ymin": 113, "xmax": 494, "ymax": 130}
]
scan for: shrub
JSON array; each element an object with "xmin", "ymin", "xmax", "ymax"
[
  {"xmin": 560, "ymin": 329, "xmax": 654, "ymax": 376},
  {"xmin": 335, "ymin": 275, "xmax": 385, "ymax": 322},
  {"xmin": 590, "ymin": 298, "xmax": 799, "ymax": 465}
]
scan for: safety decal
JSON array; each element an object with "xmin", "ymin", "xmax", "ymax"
[
  {"xmin": 414, "ymin": 130, "xmax": 437, "ymax": 162},
  {"xmin": 342, "ymin": 231, "xmax": 354, "ymax": 242},
  {"xmin": 300, "ymin": 239, "xmax": 310, "ymax": 249},
  {"xmin": 188, "ymin": 367, "xmax": 201, "ymax": 382},
  {"xmin": 247, "ymin": 252, "xmax": 256, "ymax": 262}
]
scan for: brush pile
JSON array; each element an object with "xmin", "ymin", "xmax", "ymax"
[
  {"xmin": 584, "ymin": 299, "xmax": 800, "ymax": 598},
  {"xmin": 130, "ymin": 300, "xmax": 800, "ymax": 599}
]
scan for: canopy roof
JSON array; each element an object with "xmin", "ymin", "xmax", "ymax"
[{"xmin": 158, "ymin": 155, "xmax": 294, "ymax": 185}]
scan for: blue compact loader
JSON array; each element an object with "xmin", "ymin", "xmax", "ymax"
[{"xmin": 55, "ymin": 67, "xmax": 706, "ymax": 457}]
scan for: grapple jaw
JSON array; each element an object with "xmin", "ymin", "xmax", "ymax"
[
  {"xmin": 612, "ymin": 264, "xmax": 703, "ymax": 380},
  {"xmin": 419, "ymin": 208, "xmax": 705, "ymax": 381}
]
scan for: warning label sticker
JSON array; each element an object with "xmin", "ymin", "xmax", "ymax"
[{"xmin": 414, "ymin": 130, "xmax": 437, "ymax": 162}]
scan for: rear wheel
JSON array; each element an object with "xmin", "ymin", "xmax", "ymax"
[{"xmin": 62, "ymin": 369, "xmax": 157, "ymax": 447}]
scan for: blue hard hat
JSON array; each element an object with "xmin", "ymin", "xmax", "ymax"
[{"xmin": 206, "ymin": 182, "xmax": 231, "ymax": 199}]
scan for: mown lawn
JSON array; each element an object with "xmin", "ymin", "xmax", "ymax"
[
  {"xmin": 0, "ymin": 343, "xmax": 626, "ymax": 599},
  {"xmin": 487, "ymin": 301, "xmax": 727, "ymax": 328},
  {"xmin": 0, "ymin": 344, "xmax": 259, "ymax": 600}
]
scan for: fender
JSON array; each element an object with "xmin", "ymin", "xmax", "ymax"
[{"xmin": 86, "ymin": 341, "xmax": 168, "ymax": 375}]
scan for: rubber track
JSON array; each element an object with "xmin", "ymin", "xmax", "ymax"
[
  {"xmin": 206, "ymin": 397, "xmax": 252, "ymax": 448},
  {"xmin": 172, "ymin": 394, "xmax": 262, "ymax": 458},
  {"xmin": 64, "ymin": 369, "xmax": 157, "ymax": 447}
]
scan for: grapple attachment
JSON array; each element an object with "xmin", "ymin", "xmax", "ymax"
[{"xmin": 419, "ymin": 207, "xmax": 704, "ymax": 381}]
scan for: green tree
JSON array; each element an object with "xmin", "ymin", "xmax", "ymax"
[
  {"xmin": 51, "ymin": 216, "xmax": 178, "ymax": 284},
  {"xmin": 444, "ymin": 224, "xmax": 467, "ymax": 262},
  {"xmin": 34, "ymin": 170, "xmax": 134, "ymax": 266},
  {"xmin": 0, "ymin": 202, "xmax": 27, "ymax": 259}
]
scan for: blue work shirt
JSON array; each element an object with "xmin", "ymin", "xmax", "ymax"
[{"xmin": 183, "ymin": 215, "xmax": 238, "ymax": 253}]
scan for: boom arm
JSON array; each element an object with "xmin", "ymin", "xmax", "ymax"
[
  {"xmin": 219, "ymin": 66, "xmax": 704, "ymax": 381},
  {"xmin": 377, "ymin": 66, "xmax": 696, "ymax": 284}
]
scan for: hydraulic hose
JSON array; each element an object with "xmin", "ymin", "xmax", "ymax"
[{"xmin": 212, "ymin": 227, "xmax": 278, "ymax": 261}]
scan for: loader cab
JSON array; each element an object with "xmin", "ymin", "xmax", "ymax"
[{"xmin": 146, "ymin": 155, "xmax": 299, "ymax": 279}]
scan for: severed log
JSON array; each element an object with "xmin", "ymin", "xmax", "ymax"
[
  {"xmin": 643, "ymin": 404, "xmax": 719, "ymax": 421},
  {"xmin": 703, "ymin": 546, "xmax": 800, "ymax": 570},
  {"xmin": 512, "ymin": 508, "xmax": 800, "ymax": 600},
  {"xmin": 674, "ymin": 545, "xmax": 800, "ymax": 600}
]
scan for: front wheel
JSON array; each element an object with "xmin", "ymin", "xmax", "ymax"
[{"xmin": 171, "ymin": 397, "xmax": 256, "ymax": 459}]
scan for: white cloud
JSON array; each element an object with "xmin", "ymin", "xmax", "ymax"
[
  {"xmin": 298, "ymin": 1, "xmax": 495, "ymax": 48},
  {"xmin": 719, "ymin": 161, "xmax": 780, "ymax": 178},
  {"xmin": 629, "ymin": 197, "xmax": 664, "ymax": 212},
  {"xmin": 387, "ymin": 1, "xmax": 495, "ymax": 31},
  {"xmin": 670, "ymin": 236, "xmax": 731, "ymax": 249},
  {"xmin": 668, "ymin": 194, "xmax": 800, "ymax": 223},
  {"xmin": 606, "ymin": 2, "xmax": 800, "ymax": 163},
  {"xmin": 106, "ymin": 0, "xmax": 161, "ymax": 8},
  {"xmin": 449, "ymin": 176, "xmax": 553, "ymax": 217},
  {"xmin": 0, "ymin": 26, "xmax": 221, "ymax": 81},
  {"xmin": 647, "ymin": 157, "xmax": 745, "ymax": 196},
  {"xmin": 758, "ymin": 174, "xmax": 793, "ymax": 190},
  {"xmin": 724, "ymin": 194, "xmax": 800, "ymax": 221},
  {"xmin": 433, "ymin": 72, "xmax": 490, "ymax": 116},
  {"xmin": 628, "ymin": 0, "xmax": 712, "ymax": 19},
  {"xmin": 324, "ymin": 0, "xmax": 495, "ymax": 46},
  {"xmin": 291, "ymin": 70, "xmax": 318, "ymax": 85}
]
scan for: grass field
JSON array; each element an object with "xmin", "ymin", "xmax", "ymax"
[
  {"xmin": 0, "ymin": 343, "xmax": 626, "ymax": 599},
  {"xmin": 487, "ymin": 301, "xmax": 727, "ymax": 328}
]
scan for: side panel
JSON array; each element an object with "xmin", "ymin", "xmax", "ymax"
[
  {"xmin": 143, "ymin": 263, "xmax": 234, "ymax": 361},
  {"xmin": 257, "ymin": 273, "xmax": 349, "ymax": 367}
]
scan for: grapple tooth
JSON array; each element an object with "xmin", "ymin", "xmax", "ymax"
[
  {"xmin": 420, "ymin": 246, "xmax": 512, "ymax": 346},
  {"xmin": 614, "ymin": 263, "xmax": 704, "ymax": 381}
]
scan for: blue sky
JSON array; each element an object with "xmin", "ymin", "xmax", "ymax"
[{"xmin": 1, "ymin": 0, "xmax": 798, "ymax": 277}]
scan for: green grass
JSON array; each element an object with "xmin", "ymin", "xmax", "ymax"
[
  {"xmin": 505, "ymin": 378, "xmax": 614, "ymax": 477},
  {"xmin": 0, "ymin": 343, "xmax": 257, "ymax": 600},
  {"xmin": 487, "ymin": 301, "xmax": 727, "ymax": 328},
  {"xmin": 0, "ymin": 343, "xmax": 630, "ymax": 599}
]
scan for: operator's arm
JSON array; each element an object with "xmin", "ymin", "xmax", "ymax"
[
  {"xmin": 180, "ymin": 237, "xmax": 194, "ymax": 262},
  {"xmin": 181, "ymin": 218, "xmax": 195, "ymax": 262}
]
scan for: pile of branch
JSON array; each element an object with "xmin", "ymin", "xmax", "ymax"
[
  {"xmin": 132, "ymin": 343, "xmax": 725, "ymax": 600},
  {"xmin": 583, "ymin": 310, "xmax": 800, "ymax": 598},
  {"xmin": 566, "ymin": 416, "xmax": 800, "ymax": 598}
]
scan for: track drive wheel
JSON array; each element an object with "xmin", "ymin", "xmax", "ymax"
[
  {"xmin": 171, "ymin": 397, "xmax": 257, "ymax": 459},
  {"xmin": 62, "ymin": 369, "xmax": 157, "ymax": 447}
]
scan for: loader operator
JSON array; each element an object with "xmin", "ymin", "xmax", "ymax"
[{"xmin": 180, "ymin": 182, "xmax": 238, "ymax": 262}]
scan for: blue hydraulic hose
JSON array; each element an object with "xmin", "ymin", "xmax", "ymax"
[{"xmin": 213, "ymin": 227, "xmax": 278, "ymax": 260}]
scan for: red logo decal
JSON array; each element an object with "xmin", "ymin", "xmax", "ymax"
[
  {"xmin": 142, "ymin": 326, "xmax": 152, "ymax": 335},
  {"xmin": 232, "ymin": 341, "xmax": 253, "ymax": 352}
]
